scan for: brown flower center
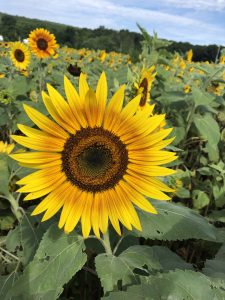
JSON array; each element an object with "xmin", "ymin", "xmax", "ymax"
[
  {"xmin": 14, "ymin": 49, "xmax": 25, "ymax": 62},
  {"xmin": 61, "ymin": 127, "xmax": 128, "ymax": 192},
  {"xmin": 37, "ymin": 38, "xmax": 48, "ymax": 50}
]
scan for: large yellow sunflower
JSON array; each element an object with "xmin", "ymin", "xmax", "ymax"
[
  {"xmin": 28, "ymin": 28, "xmax": 59, "ymax": 59},
  {"xmin": 10, "ymin": 42, "xmax": 30, "ymax": 70},
  {"xmin": 11, "ymin": 73, "xmax": 176, "ymax": 238}
]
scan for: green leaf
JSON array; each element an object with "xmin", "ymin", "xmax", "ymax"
[
  {"xmin": 194, "ymin": 113, "xmax": 220, "ymax": 162},
  {"xmin": 203, "ymin": 244, "xmax": 225, "ymax": 281},
  {"xmin": 208, "ymin": 209, "xmax": 225, "ymax": 223},
  {"xmin": 6, "ymin": 223, "xmax": 87, "ymax": 300},
  {"xmin": 194, "ymin": 114, "xmax": 220, "ymax": 145},
  {"xmin": 6, "ymin": 212, "xmax": 51, "ymax": 266},
  {"xmin": 0, "ymin": 274, "xmax": 20, "ymax": 300},
  {"xmin": 172, "ymin": 126, "xmax": 186, "ymax": 145},
  {"xmin": 213, "ymin": 184, "xmax": 225, "ymax": 208},
  {"xmin": 192, "ymin": 190, "xmax": 210, "ymax": 209},
  {"xmin": 102, "ymin": 270, "xmax": 225, "ymax": 300},
  {"xmin": 95, "ymin": 252, "xmax": 139, "ymax": 293},
  {"xmin": 0, "ymin": 211, "xmax": 15, "ymax": 230},
  {"xmin": 175, "ymin": 187, "xmax": 190, "ymax": 198},
  {"xmin": 191, "ymin": 86, "xmax": 214, "ymax": 107},
  {"xmin": 133, "ymin": 200, "xmax": 217, "ymax": 241},
  {"xmin": 148, "ymin": 246, "xmax": 193, "ymax": 271},
  {"xmin": 95, "ymin": 245, "xmax": 192, "ymax": 293}
]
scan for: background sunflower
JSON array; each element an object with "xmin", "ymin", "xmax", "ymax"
[
  {"xmin": 28, "ymin": 28, "xmax": 59, "ymax": 58},
  {"xmin": 10, "ymin": 41, "xmax": 30, "ymax": 70}
]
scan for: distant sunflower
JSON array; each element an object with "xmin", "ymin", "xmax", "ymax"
[
  {"xmin": 11, "ymin": 73, "xmax": 176, "ymax": 238},
  {"xmin": 135, "ymin": 66, "xmax": 157, "ymax": 109},
  {"xmin": 10, "ymin": 42, "xmax": 30, "ymax": 70},
  {"xmin": 0, "ymin": 141, "xmax": 14, "ymax": 155},
  {"xmin": 186, "ymin": 49, "xmax": 193, "ymax": 63},
  {"xmin": 28, "ymin": 28, "xmax": 59, "ymax": 59}
]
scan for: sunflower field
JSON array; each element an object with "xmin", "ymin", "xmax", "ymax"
[{"xmin": 1, "ymin": 26, "xmax": 225, "ymax": 300}]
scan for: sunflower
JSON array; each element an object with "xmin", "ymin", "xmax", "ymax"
[
  {"xmin": 10, "ymin": 42, "xmax": 30, "ymax": 70},
  {"xmin": 186, "ymin": 49, "xmax": 193, "ymax": 63},
  {"xmin": 135, "ymin": 66, "xmax": 157, "ymax": 109},
  {"xmin": 11, "ymin": 73, "xmax": 176, "ymax": 238},
  {"xmin": 28, "ymin": 28, "xmax": 59, "ymax": 59},
  {"xmin": 0, "ymin": 141, "xmax": 14, "ymax": 155}
]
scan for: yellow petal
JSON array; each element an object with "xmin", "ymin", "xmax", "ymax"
[
  {"xmin": 10, "ymin": 152, "xmax": 61, "ymax": 164},
  {"xmin": 23, "ymin": 104, "xmax": 68, "ymax": 139},
  {"xmin": 79, "ymin": 73, "xmax": 89, "ymax": 102},
  {"xmin": 84, "ymin": 89, "xmax": 98, "ymax": 128},
  {"xmin": 47, "ymin": 84, "xmax": 79, "ymax": 132},
  {"xmin": 64, "ymin": 191, "xmax": 86, "ymax": 233},
  {"xmin": 127, "ymin": 164, "xmax": 176, "ymax": 177},
  {"xmin": 81, "ymin": 192, "xmax": 93, "ymax": 238},
  {"xmin": 103, "ymin": 84, "xmax": 125, "ymax": 131},
  {"xmin": 98, "ymin": 192, "xmax": 109, "ymax": 234},
  {"xmin": 17, "ymin": 171, "xmax": 66, "ymax": 193},
  {"xmin": 118, "ymin": 181, "xmax": 158, "ymax": 214},
  {"xmin": 17, "ymin": 166, "xmax": 62, "ymax": 185},
  {"xmin": 96, "ymin": 72, "xmax": 107, "ymax": 126},
  {"xmin": 124, "ymin": 173, "xmax": 171, "ymax": 200},
  {"xmin": 106, "ymin": 191, "xmax": 121, "ymax": 235},
  {"xmin": 115, "ymin": 185, "xmax": 142, "ymax": 231},
  {"xmin": 42, "ymin": 91, "xmax": 76, "ymax": 133},
  {"xmin": 109, "ymin": 188, "xmax": 132, "ymax": 230},
  {"xmin": 128, "ymin": 128, "xmax": 173, "ymax": 150},
  {"xmin": 31, "ymin": 181, "xmax": 70, "ymax": 218},
  {"xmin": 11, "ymin": 135, "xmax": 64, "ymax": 152},
  {"xmin": 23, "ymin": 175, "xmax": 66, "ymax": 200},
  {"xmin": 64, "ymin": 76, "xmax": 88, "ymax": 128},
  {"xmin": 91, "ymin": 193, "xmax": 101, "ymax": 238},
  {"xmin": 58, "ymin": 186, "xmax": 82, "ymax": 229},
  {"xmin": 18, "ymin": 124, "xmax": 49, "ymax": 137}
]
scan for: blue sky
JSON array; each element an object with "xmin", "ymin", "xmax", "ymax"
[{"xmin": 0, "ymin": 0, "xmax": 224, "ymax": 45}]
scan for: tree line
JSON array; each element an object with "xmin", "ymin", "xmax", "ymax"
[{"xmin": 0, "ymin": 13, "xmax": 222, "ymax": 62}]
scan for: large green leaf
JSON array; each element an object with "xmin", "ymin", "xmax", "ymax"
[
  {"xmin": 95, "ymin": 245, "xmax": 192, "ymax": 293},
  {"xmin": 208, "ymin": 209, "xmax": 225, "ymax": 223},
  {"xmin": 6, "ymin": 212, "xmax": 51, "ymax": 265},
  {"xmin": 194, "ymin": 113, "xmax": 220, "ymax": 161},
  {"xmin": 102, "ymin": 270, "xmax": 225, "ymax": 300},
  {"xmin": 194, "ymin": 114, "xmax": 220, "ymax": 145},
  {"xmin": 132, "ymin": 200, "xmax": 218, "ymax": 241},
  {"xmin": 203, "ymin": 244, "xmax": 225, "ymax": 286},
  {"xmin": 6, "ymin": 224, "xmax": 87, "ymax": 300},
  {"xmin": 0, "ymin": 274, "xmax": 20, "ymax": 300},
  {"xmin": 191, "ymin": 86, "xmax": 214, "ymax": 107}
]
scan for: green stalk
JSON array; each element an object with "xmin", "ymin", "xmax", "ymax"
[
  {"xmin": 102, "ymin": 231, "xmax": 112, "ymax": 254},
  {"xmin": 7, "ymin": 193, "xmax": 23, "ymax": 221}
]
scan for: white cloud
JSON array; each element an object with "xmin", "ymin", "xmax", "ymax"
[{"xmin": 158, "ymin": 0, "xmax": 225, "ymax": 11}]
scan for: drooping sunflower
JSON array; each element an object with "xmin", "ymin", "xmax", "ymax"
[
  {"xmin": 10, "ymin": 42, "xmax": 30, "ymax": 70},
  {"xmin": 135, "ymin": 66, "xmax": 157, "ymax": 109},
  {"xmin": 28, "ymin": 28, "xmax": 59, "ymax": 59},
  {"xmin": 11, "ymin": 73, "xmax": 176, "ymax": 238}
]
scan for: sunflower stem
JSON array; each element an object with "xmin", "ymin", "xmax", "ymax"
[
  {"xmin": 7, "ymin": 193, "xmax": 23, "ymax": 222},
  {"xmin": 38, "ymin": 59, "xmax": 44, "ymax": 95},
  {"xmin": 102, "ymin": 231, "xmax": 112, "ymax": 254}
]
